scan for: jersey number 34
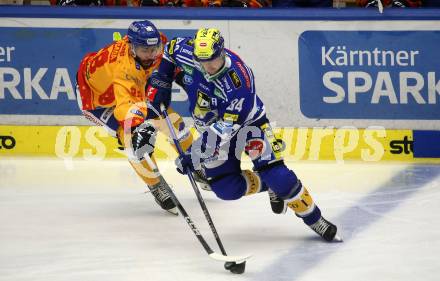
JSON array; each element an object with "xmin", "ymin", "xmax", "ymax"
[{"xmin": 226, "ymin": 98, "xmax": 244, "ymax": 112}]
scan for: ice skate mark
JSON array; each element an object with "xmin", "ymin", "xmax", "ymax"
[{"xmin": 253, "ymin": 164, "xmax": 440, "ymax": 281}]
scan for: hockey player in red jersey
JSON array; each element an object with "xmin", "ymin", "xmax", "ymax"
[{"xmin": 75, "ymin": 20, "xmax": 192, "ymax": 215}]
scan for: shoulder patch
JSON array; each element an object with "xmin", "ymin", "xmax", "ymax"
[
  {"xmin": 168, "ymin": 39, "xmax": 177, "ymax": 55},
  {"xmin": 227, "ymin": 70, "xmax": 242, "ymax": 89}
]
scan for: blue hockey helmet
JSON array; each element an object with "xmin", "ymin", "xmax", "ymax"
[
  {"xmin": 193, "ymin": 28, "xmax": 225, "ymax": 61},
  {"xmin": 127, "ymin": 20, "xmax": 161, "ymax": 47}
]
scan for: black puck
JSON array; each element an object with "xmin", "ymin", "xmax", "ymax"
[
  {"xmin": 224, "ymin": 261, "xmax": 246, "ymax": 274},
  {"xmin": 224, "ymin": 262, "xmax": 235, "ymax": 270}
]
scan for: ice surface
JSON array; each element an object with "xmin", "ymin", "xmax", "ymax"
[{"xmin": 1, "ymin": 158, "xmax": 439, "ymax": 281}]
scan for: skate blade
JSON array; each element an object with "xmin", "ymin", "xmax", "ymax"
[
  {"xmin": 281, "ymin": 203, "xmax": 288, "ymax": 214},
  {"xmin": 166, "ymin": 207, "xmax": 178, "ymax": 216}
]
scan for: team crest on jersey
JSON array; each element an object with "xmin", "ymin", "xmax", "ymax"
[
  {"xmin": 194, "ymin": 90, "xmax": 211, "ymax": 119},
  {"xmin": 245, "ymin": 139, "xmax": 266, "ymax": 160},
  {"xmin": 185, "ymin": 39, "xmax": 194, "ymax": 47},
  {"xmin": 227, "ymin": 70, "xmax": 242, "ymax": 89},
  {"xmin": 183, "ymin": 74, "xmax": 193, "ymax": 85}
]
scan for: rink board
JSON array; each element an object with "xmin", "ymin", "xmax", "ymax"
[
  {"xmin": 0, "ymin": 7, "xmax": 439, "ymax": 130},
  {"xmin": 1, "ymin": 125, "xmax": 438, "ymax": 162}
]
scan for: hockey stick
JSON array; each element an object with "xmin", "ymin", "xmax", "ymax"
[
  {"xmin": 143, "ymin": 152, "xmax": 250, "ymax": 264},
  {"xmin": 160, "ymin": 105, "xmax": 251, "ymax": 273}
]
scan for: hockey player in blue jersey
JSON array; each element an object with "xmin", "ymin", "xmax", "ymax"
[{"xmin": 147, "ymin": 28, "xmax": 341, "ymax": 242}]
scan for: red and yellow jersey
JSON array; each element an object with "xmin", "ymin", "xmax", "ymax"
[{"xmin": 77, "ymin": 34, "xmax": 166, "ymax": 130}]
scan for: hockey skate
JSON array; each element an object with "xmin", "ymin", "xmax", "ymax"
[
  {"xmin": 193, "ymin": 169, "xmax": 211, "ymax": 191},
  {"xmin": 148, "ymin": 178, "xmax": 178, "ymax": 215},
  {"xmin": 268, "ymin": 189, "xmax": 287, "ymax": 214},
  {"xmin": 309, "ymin": 216, "xmax": 343, "ymax": 242}
]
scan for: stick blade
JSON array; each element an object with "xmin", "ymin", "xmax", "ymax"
[
  {"xmin": 333, "ymin": 233, "xmax": 343, "ymax": 242},
  {"xmin": 166, "ymin": 207, "xmax": 178, "ymax": 216},
  {"xmin": 209, "ymin": 252, "xmax": 252, "ymax": 263}
]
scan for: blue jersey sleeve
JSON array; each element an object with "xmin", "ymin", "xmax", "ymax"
[
  {"xmin": 158, "ymin": 37, "xmax": 196, "ymax": 87},
  {"xmin": 162, "ymin": 37, "xmax": 196, "ymax": 70}
]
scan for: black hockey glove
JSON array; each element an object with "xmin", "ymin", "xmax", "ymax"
[
  {"xmin": 131, "ymin": 122, "xmax": 157, "ymax": 161},
  {"xmin": 146, "ymin": 72, "xmax": 173, "ymax": 119}
]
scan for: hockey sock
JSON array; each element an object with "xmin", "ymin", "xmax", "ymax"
[
  {"xmin": 286, "ymin": 185, "xmax": 321, "ymax": 225},
  {"xmin": 129, "ymin": 158, "xmax": 161, "ymax": 186},
  {"xmin": 242, "ymin": 170, "xmax": 268, "ymax": 196}
]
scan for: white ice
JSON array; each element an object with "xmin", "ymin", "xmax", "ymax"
[{"xmin": 1, "ymin": 158, "xmax": 439, "ymax": 281}]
